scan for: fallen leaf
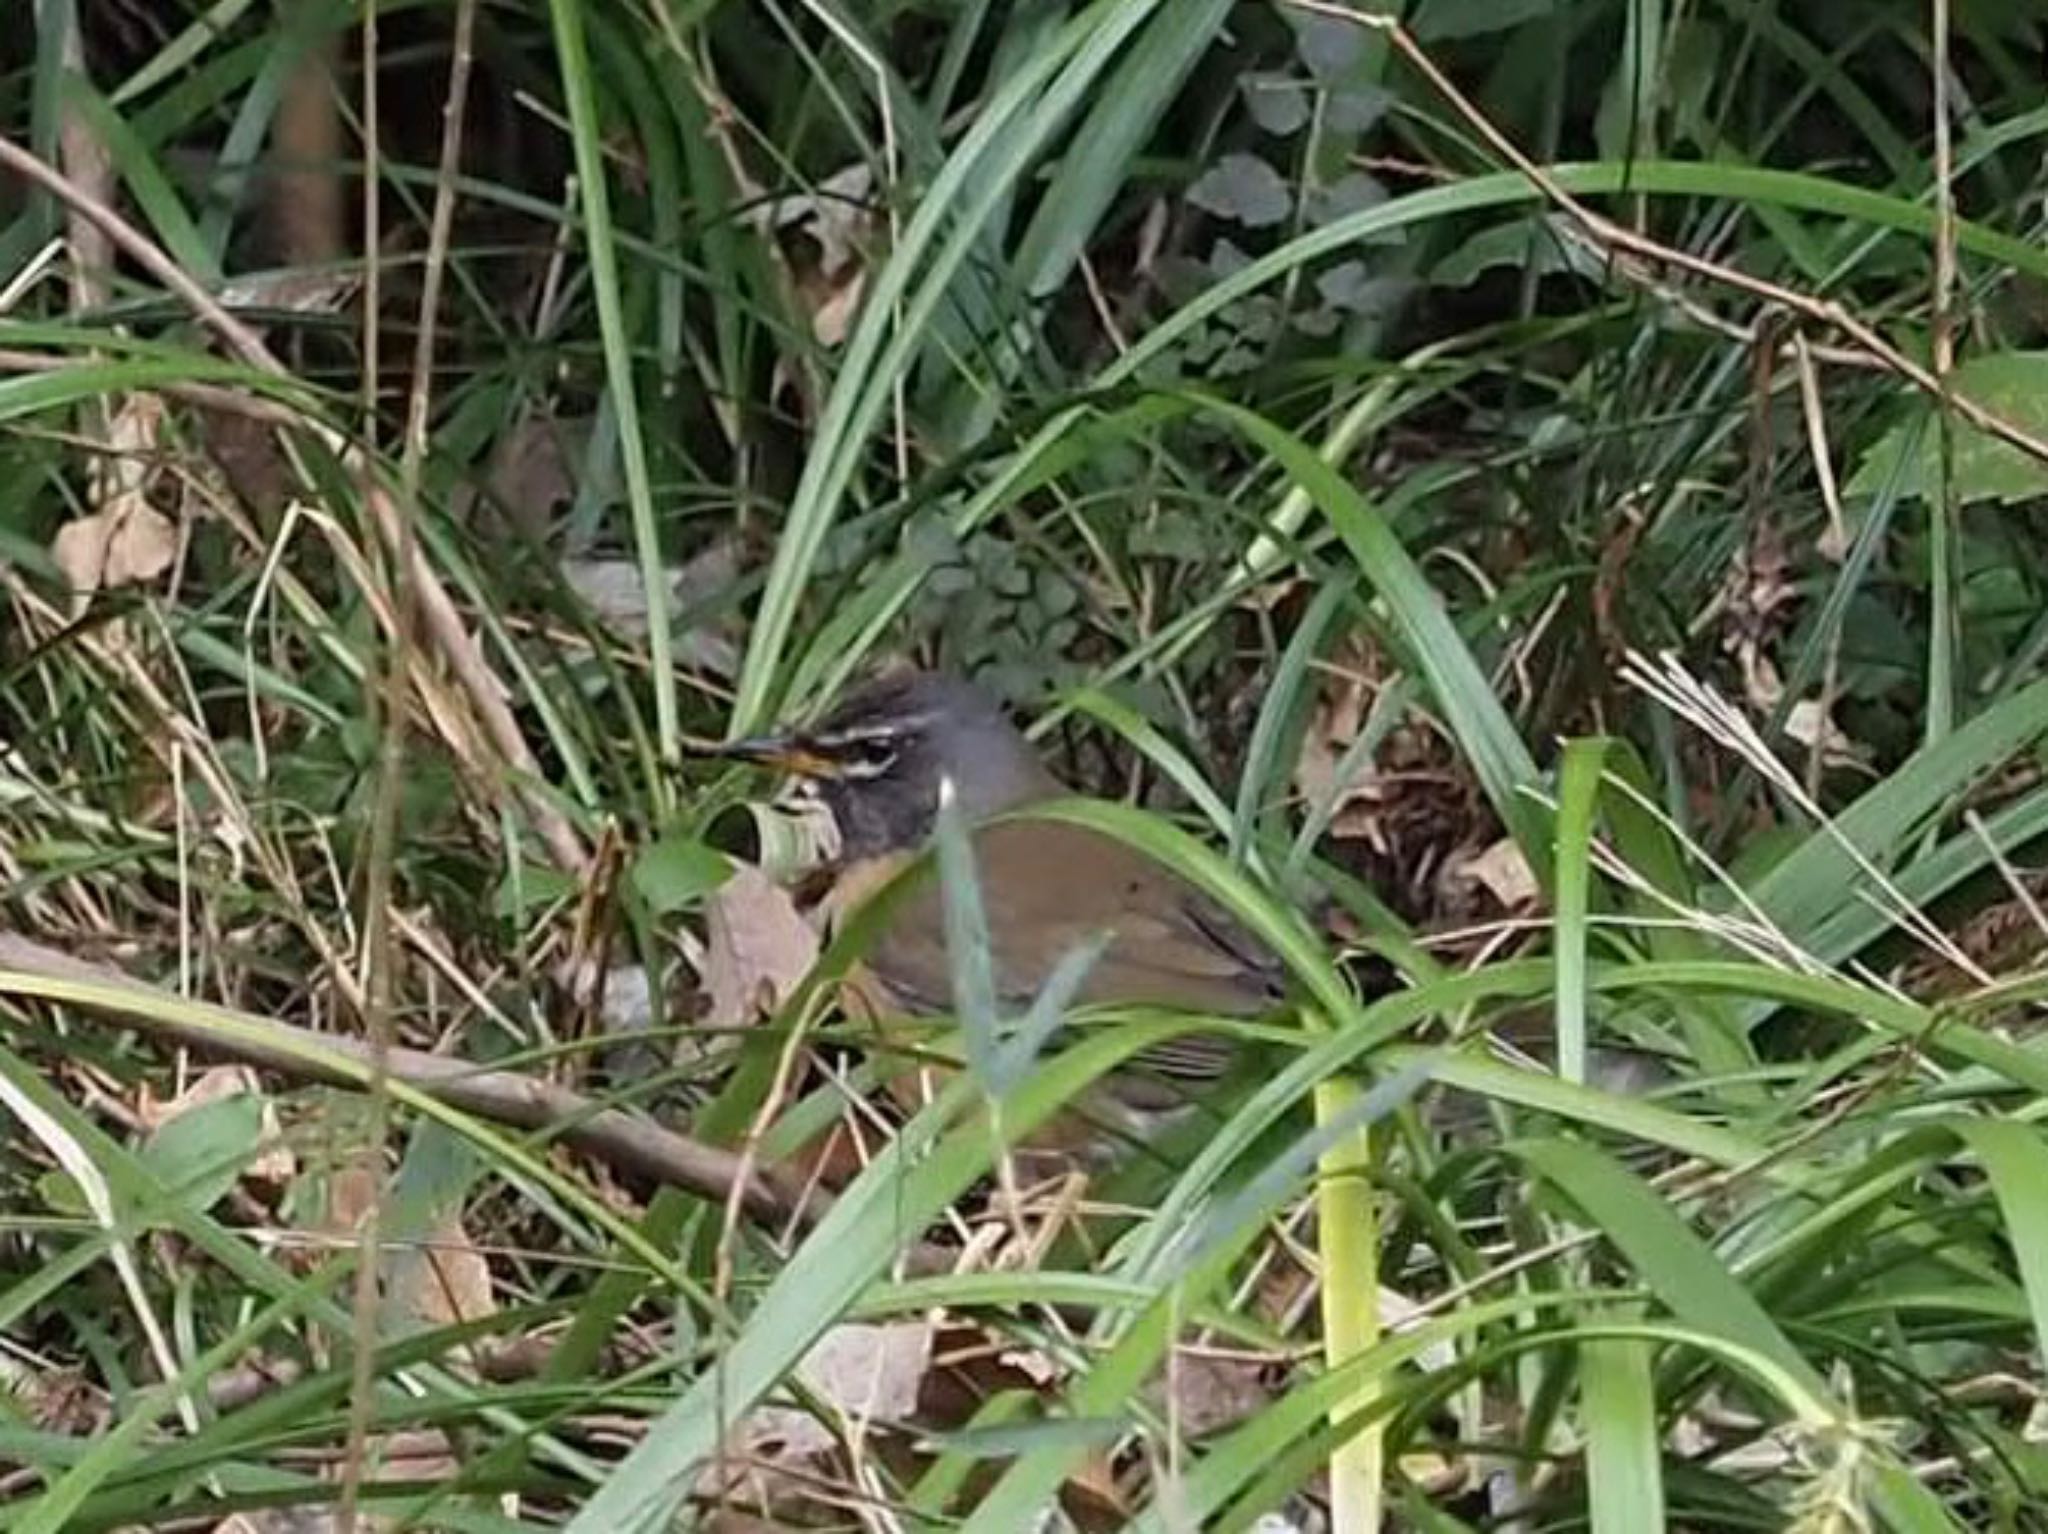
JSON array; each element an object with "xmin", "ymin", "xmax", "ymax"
[
  {"xmin": 211, "ymin": 1515, "xmax": 333, "ymax": 1534},
  {"xmin": 136, "ymin": 1064, "xmax": 259, "ymax": 1131},
  {"xmin": 1292, "ymin": 671, "xmax": 1383, "ymax": 839},
  {"xmin": 1737, "ymin": 645, "xmax": 1784, "ymax": 715},
  {"xmin": 806, "ymin": 264, "xmax": 865, "ymax": 347},
  {"xmin": 22, "ymin": 1364, "xmax": 104, "ymax": 1435},
  {"xmin": 1152, "ymin": 1348, "xmax": 1275, "ymax": 1438},
  {"xmin": 700, "ymin": 863, "xmax": 819, "ymax": 1028},
  {"xmin": 997, "ymin": 1345, "xmax": 1061, "ymax": 1386},
  {"xmin": 1448, "ymin": 837, "xmax": 1538, "ymax": 911},
  {"xmin": 564, "ymin": 536, "xmax": 744, "ymax": 678},
  {"xmin": 759, "ymin": 162, "xmax": 875, "ymax": 276},
  {"xmin": 392, "ymin": 1207, "xmax": 496, "ymax": 1332},
  {"xmin": 216, "ymin": 268, "xmax": 361, "ymax": 313},
  {"xmin": 319, "ymin": 1163, "xmax": 381, "ymax": 1238},
  {"xmin": 339, "ymin": 1428, "xmax": 461, "ymax": 1503},
  {"xmin": 1784, "ymin": 697, "xmax": 1864, "ymax": 768},
  {"xmin": 741, "ymin": 1319, "xmax": 933, "ymax": 1460},
  {"xmin": 1066, "ymin": 1447, "xmax": 1132, "ymax": 1526},
  {"xmin": 1377, "ymin": 1284, "xmax": 1459, "ymax": 1373},
  {"xmin": 1396, "ymin": 1448, "xmax": 1470, "ymax": 1496},
  {"xmin": 1738, "ymin": 653, "xmax": 1864, "ymax": 770},
  {"xmin": 753, "ymin": 162, "xmax": 878, "ymax": 349},
  {"xmin": 52, "ymin": 502, "xmax": 177, "ymax": 597},
  {"xmin": 53, "ymin": 393, "xmax": 176, "ymax": 606},
  {"xmin": 699, "ymin": 1320, "xmax": 934, "ymax": 1517},
  {"xmin": 483, "ymin": 410, "xmax": 584, "ymax": 535}
]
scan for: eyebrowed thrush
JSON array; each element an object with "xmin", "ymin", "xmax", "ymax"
[{"xmin": 719, "ymin": 671, "xmax": 1284, "ymax": 1159}]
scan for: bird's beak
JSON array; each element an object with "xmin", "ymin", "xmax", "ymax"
[{"xmin": 705, "ymin": 733, "xmax": 844, "ymax": 779}]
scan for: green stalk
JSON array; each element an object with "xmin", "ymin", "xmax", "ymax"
[{"xmin": 1314, "ymin": 1068, "xmax": 1381, "ymax": 1533}]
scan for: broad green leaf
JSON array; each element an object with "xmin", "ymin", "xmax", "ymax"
[
  {"xmin": 1848, "ymin": 352, "xmax": 2048, "ymax": 505},
  {"xmin": 628, "ymin": 834, "xmax": 733, "ymax": 914},
  {"xmin": 1242, "ymin": 71, "xmax": 1311, "ymax": 135},
  {"xmin": 138, "ymin": 1091, "xmax": 264, "ymax": 1216},
  {"xmin": 1953, "ymin": 1120, "xmax": 2048, "ymax": 1374},
  {"xmin": 1187, "ymin": 152, "xmax": 1292, "ymax": 227},
  {"xmin": 1582, "ymin": 1321, "xmax": 1665, "ymax": 1534},
  {"xmin": 493, "ymin": 861, "xmax": 579, "ymax": 919}
]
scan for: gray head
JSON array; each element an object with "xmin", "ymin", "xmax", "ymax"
[{"xmin": 726, "ymin": 672, "xmax": 1056, "ymax": 858}]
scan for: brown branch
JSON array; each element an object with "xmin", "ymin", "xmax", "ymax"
[{"xmin": 0, "ymin": 932, "xmax": 801, "ymax": 1227}]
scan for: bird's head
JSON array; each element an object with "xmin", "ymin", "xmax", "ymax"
[{"xmin": 718, "ymin": 671, "xmax": 1055, "ymax": 858}]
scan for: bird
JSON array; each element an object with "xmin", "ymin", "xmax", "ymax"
[{"xmin": 715, "ymin": 669, "xmax": 1285, "ymax": 1161}]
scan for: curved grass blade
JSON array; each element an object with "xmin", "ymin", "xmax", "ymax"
[{"xmin": 730, "ymin": 0, "xmax": 1169, "ymax": 734}]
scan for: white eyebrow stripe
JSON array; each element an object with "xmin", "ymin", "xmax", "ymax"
[{"xmin": 813, "ymin": 714, "xmax": 930, "ymax": 746}]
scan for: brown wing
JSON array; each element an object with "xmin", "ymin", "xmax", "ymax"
[{"xmin": 857, "ymin": 819, "xmax": 1281, "ymax": 1087}]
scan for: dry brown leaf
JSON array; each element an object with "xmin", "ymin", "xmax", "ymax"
[
  {"xmin": 52, "ymin": 502, "xmax": 177, "ymax": 596},
  {"xmin": 743, "ymin": 1318, "xmax": 933, "ymax": 1458},
  {"xmin": 53, "ymin": 393, "xmax": 176, "ymax": 606},
  {"xmin": 211, "ymin": 1515, "xmax": 323, "ymax": 1534},
  {"xmin": 483, "ymin": 411, "xmax": 584, "ymax": 535},
  {"xmin": 806, "ymin": 265, "xmax": 866, "ymax": 347},
  {"xmin": 1378, "ymin": 1284, "xmax": 1458, "ymax": 1373},
  {"xmin": 22, "ymin": 1364, "xmax": 104, "ymax": 1435},
  {"xmin": 760, "ymin": 162, "xmax": 875, "ymax": 276},
  {"xmin": 757, "ymin": 162, "xmax": 876, "ymax": 349},
  {"xmin": 698, "ymin": 1516, "xmax": 787, "ymax": 1534},
  {"xmin": 1737, "ymin": 645, "xmax": 1783, "ymax": 715},
  {"xmin": 319, "ymin": 1164, "xmax": 381, "ymax": 1238},
  {"xmin": 1784, "ymin": 697, "xmax": 1866, "ymax": 769},
  {"xmin": 699, "ymin": 1320, "xmax": 934, "ymax": 1516},
  {"xmin": 563, "ymin": 536, "xmax": 744, "ymax": 678},
  {"xmin": 307, "ymin": 1166, "xmax": 495, "ymax": 1375},
  {"xmin": 1065, "ymin": 1447, "xmax": 1133, "ymax": 1527},
  {"xmin": 1397, "ymin": 1447, "xmax": 1471, "ymax": 1496},
  {"xmin": 136, "ymin": 1064, "xmax": 259, "ymax": 1130},
  {"xmin": 701, "ymin": 863, "xmax": 819, "ymax": 1029},
  {"xmin": 1740, "ymin": 654, "xmax": 1865, "ymax": 770},
  {"xmin": 1152, "ymin": 1348, "xmax": 1275, "ymax": 1438},
  {"xmin": 392, "ymin": 1207, "xmax": 496, "ymax": 1332},
  {"xmin": 217, "ymin": 268, "xmax": 361, "ymax": 313},
  {"xmin": 212, "ymin": 1513, "xmax": 345, "ymax": 1534},
  {"xmin": 996, "ymin": 1344, "xmax": 1061, "ymax": 1386},
  {"xmin": 357, "ymin": 1426, "xmax": 460, "ymax": 1485},
  {"xmin": 1291, "ymin": 670, "xmax": 1383, "ymax": 840},
  {"xmin": 1448, "ymin": 836, "xmax": 1539, "ymax": 911}
]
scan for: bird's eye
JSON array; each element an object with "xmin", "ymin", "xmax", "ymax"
[{"xmin": 839, "ymin": 735, "xmax": 900, "ymax": 777}]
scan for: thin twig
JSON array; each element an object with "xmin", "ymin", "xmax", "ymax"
[{"xmin": 338, "ymin": 0, "xmax": 474, "ymax": 1518}]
